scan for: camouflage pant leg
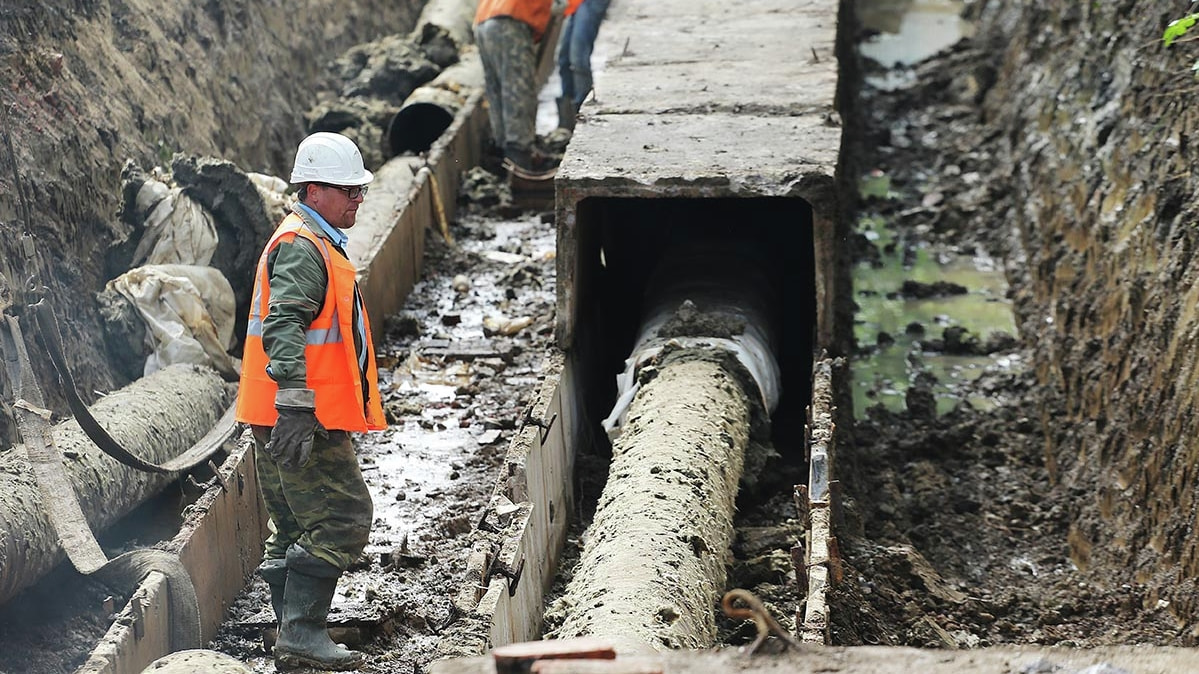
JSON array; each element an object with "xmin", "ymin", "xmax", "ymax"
[
  {"xmin": 474, "ymin": 16, "xmax": 537, "ymax": 153},
  {"xmin": 252, "ymin": 425, "xmax": 373, "ymax": 571}
]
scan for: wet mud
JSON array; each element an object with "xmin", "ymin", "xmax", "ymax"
[{"xmin": 835, "ymin": 0, "xmax": 1196, "ymax": 653}]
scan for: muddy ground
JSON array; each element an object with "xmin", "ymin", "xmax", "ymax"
[{"xmin": 831, "ymin": 31, "xmax": 1194, "ymax": 651}]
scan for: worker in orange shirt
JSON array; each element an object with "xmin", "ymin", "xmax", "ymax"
[{"xmin": 474, "ymin": 0, "xmax": 557, "ymax": 179}]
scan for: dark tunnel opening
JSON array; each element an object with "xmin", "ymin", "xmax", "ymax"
[
  {"xmin": 386, "ymin": 103, "xmax": 455, "ymax": 157},
  {"xmin": 571, "ymin": 197, "xmax": 817, "ymax": 479}
]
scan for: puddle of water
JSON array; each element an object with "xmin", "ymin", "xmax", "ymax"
[
  {"xmin": 852, "ymin": 212, "xmax": 1017, "ymax": 418},
  {"xmin": 856, "ymin": 0, "xmax": 975, "ymax": 89},
  {"xmin": 363, "ymin": 423, "xmax": 481, "ymax": 540}
]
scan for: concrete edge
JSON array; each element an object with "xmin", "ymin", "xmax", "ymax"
[
  {"xmin": 800, "ymin": 356, "xmax": 839, "ymax": 644},
  {"xmin": 76, "ymin": 434, "xmax": 265, "ymax": 674},
  {"xmin": 436, "ymin": 350, "xmax": 575, "ymax": 658}
]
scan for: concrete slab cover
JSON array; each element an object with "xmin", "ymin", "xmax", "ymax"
[{"xmin": 558, "ymin": 0, "xmax": 840, "ymax": 193}]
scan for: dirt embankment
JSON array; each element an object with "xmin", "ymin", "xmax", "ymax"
[
  {"xmin": 0, "ymin": 0, "xmax": 425, "ymax": 445},
  {"xmin": 834, "ymin": 0, "xmax": 1199, "ymax": 650},
  {"xmin": 971, "ymin": 2, "xmax": 1199, "ymax": 624}
]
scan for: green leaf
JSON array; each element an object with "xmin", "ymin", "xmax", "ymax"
[{"xmin": 1164, "ymin": 14, "xmax": 1199, "ymax": 47}]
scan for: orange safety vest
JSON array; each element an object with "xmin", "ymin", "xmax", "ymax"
[
  {"xmin": 474, "ymin": 0, "xmax": 552, "ymax": 41},
  {"xmin": 235, "ymin": 213, "xmax": 386, "ymax": 432},
  {"xmin": 564, "ymin": 0, "xmax": 584, "ymax": 16}
]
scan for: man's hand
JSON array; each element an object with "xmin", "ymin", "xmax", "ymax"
[{"xmin": 268, "ymin": 388, "xmax": 326, "ymax": 468}]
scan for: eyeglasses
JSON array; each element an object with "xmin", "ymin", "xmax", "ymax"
[{"xmin": 320, "ymin": 183, "xmax": 369, "ymax": 199}]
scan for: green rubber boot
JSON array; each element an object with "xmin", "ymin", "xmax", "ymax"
[
  {"xmin": 274, "ymin": 547, "xmax": 363, "ymax": 672},
  {"xmin": 256, "ymin": 558, "xmax": 287, "ymax": 625}
]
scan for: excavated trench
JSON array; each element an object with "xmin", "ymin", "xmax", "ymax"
[{"xmin": 9, "ymin": 0, "xmax": 1199, "ymax": 673}]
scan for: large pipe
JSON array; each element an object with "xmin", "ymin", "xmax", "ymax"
[
  {"xmin": 548, "ymin": 353, "xmax": 753, "ymax": 653},
  {"xmin": 547, "ymin": 242, "xmax": 782, "ymax": 653},
  {"xmin": 386, "ymin": 49, "xmax": 484, "ymax": 157},
  {"xmin": 386, "ymin": 0, "xmax": 483, "ymax": 157},
  {"xmin": 411, "ymin": 0, "xmax": 476, "ymax": 55},
  {"xmin": 0, "ymin": 363, "xmax": 232, "ymax": 604}
]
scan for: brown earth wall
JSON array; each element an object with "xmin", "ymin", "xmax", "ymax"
[
  {"xmin": 975, "ymin": 0, "xmax": 1199, "ymax": 621},
  {"xmin": 0, "ymin": 0, "xmax": 424, "ymax": 443}
]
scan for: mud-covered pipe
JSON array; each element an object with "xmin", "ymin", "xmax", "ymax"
[
  {"xmin": 603, "ymin": 241, "xmax": 782, "ymax": 438},
  {"xmin": 386, "ymin": 49, "xmax": 484, "ymax": 157},
  {"xmin": 410, "ymin": 0, "xmax": 477, "ymax": 53},
  {"xmin": 549, "ymin": 242, "xmax": 782, "ymax": 652},
  {"xmin": 0, "ymin": 364, "xmax": 232, "ymax": 604},
  {"xmin": 549, "ymin": 353, "xmax": 752, "ymax": 653}
]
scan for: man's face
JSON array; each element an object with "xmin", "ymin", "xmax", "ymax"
[{"xmin": 307, "ymin": 183, "xmax": 369, "ymax": 229}]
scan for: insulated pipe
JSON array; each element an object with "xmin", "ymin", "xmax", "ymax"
[
  {"xmin": 0, "ymin": 364, "xmax": 232, "ymax": 604},
  {"xmin": 550, "ymin": 353, "xmax": 752, "ymax": 653},
  {"xmin": 386, "ymin": 49, "xmax": 484, "ymax": 157},
  {"xmin": 549, "ymin": 242, "xmax": 782, "ymax": 653}
]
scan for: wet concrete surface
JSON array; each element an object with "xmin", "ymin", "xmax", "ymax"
[{"xmin": 557, "ymin": 0, "xmax": 839, "ymax": 193}]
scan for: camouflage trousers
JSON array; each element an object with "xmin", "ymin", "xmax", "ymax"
[
  {"xmin": 474, "ymin": 16, "xmax": 538, "ymax": 155},
  {"xmin": 252, "ymin": 425, "xmax": 373, "ymax": 572}
]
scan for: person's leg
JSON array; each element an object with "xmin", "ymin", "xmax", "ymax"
[
  {"xmin": 474, "ymin": 19, "xmax": 507, "ymax": 149},
  {"xmin": 252, "ymin": 425, "xmax": 294, "ymax": 627},
  {"xmin": 278, "ymin": 430, "xmax": 373, "ymax": 570},
  {"xmin": 557, "ymin": 14, "xmax": 577, "ymax": 104},
  {"xmin": 568, "ymin": 0, "xmax": 611, "ymax": 107},
  {"xmin": 491, "ymin": 18, "xmax": 538, "ymax": 167},
  {"xmin": 272, "ymin": 430, "xmax": 373, "ymax": 671},
  {"xmin": 253, "ymin": 425, "xmax": 301, "ymax": 560}
]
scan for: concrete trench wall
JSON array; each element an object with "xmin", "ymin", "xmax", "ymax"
[{"xmin": 969, "ymin": 0, "xmax": 1199, "ymax": 623}]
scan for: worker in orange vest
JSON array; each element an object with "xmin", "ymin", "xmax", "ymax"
[
  {"xmin": 474, "ymin": 0, "xmax": 557, "ymax": 179},
  {"xmin": 235, "ymin": 131, "xmax": 386, "ymax": 671}
]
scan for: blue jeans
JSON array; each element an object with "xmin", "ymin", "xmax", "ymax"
[{"xmin": 557, "ymin": 0, "xmax": 611, "ymax": 108}]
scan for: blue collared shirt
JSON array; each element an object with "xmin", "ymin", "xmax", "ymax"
[{"xmin": 295, "ymin": 203, "xmax": 349, "ymax": 249}]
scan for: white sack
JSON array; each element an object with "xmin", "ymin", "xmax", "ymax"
[
  {"xmin": 131, "ymin": 179, "xmax": 218, "ymax": 267},
  {"xmin": 107, "ymin": 264, "xmax": 238, "ymax": 379}
]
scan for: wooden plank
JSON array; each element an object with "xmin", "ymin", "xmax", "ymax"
[{"xmin": 494, "ymin": 637, "xmax": 616, "ymax": 674}]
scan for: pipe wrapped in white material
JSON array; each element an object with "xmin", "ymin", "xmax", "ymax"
[{"xmin": 548, "ymin": 352, "xmax": 752, "ymax": 653}]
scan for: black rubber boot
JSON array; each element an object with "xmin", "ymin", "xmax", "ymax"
[
  {"xmin": 256, "ymin": 558, "xmax": 287, "ymax": 625},
  {"xmin": 502, "ymin": 145, "xmax": 535, "ymax": 173},
  {"xmin": 274, "ymin": 547, "xmax": 363, "ymax": 672},
  {"xmin": 503, "ymin": 145, "xmax": 558, "ymax": 182},
  {"xmin": 556, "ymin": 96, "xmax": 577, "ymax": 131}
]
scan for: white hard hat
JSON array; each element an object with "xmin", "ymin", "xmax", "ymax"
[{"xmin": 289, "ymin": 132, "xmax": 374, "ymax": 186}]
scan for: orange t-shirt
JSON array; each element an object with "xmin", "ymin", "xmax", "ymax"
[{"xmin": 474, "ymin": 0, "xmax": 553, "ymax": 41}]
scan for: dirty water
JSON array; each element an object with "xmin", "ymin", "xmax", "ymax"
[
  {"xmin": 856, "ymin": 0, "xmax": 975, "ymax": 89},
  {"xmin": 850, "ymin": 1, "xmax": 1011, "ymax": 418},
  {"xmin": 852, "ymin": 203, "xmax": 1017, "ymax": 417}
]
